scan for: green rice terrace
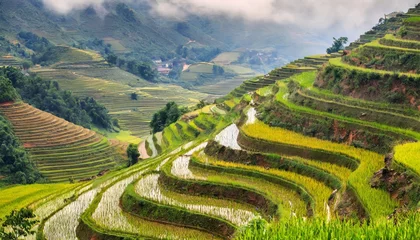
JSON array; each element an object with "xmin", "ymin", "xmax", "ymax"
[{"xmin": 1, "ymin": 3, "xmax": 420, "ymax": 240}]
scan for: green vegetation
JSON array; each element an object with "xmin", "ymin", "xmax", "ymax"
[
  {"xmin": 1, "ymin": 67, "xmax": 115, "ymax": 130},
  {"xmin": 326, "ymin": 37, "xmax": 348, "ymax": 54},
  {"xmin": 2, "ymin": 3, "xmax": 420, "ymax": 240},
  {"xmin": 237, "ymin": 215, "xmax": 420, "ymax": 240},
  {"xmin": 126, "ymin": 144, "xmax": 140, "ymax": 166},
  {"xmin": 17, "ymin": 32, "xmax": 52, "ymax": 53},
  {"xmin": 394, "ymin": 142, "xmax": 420, "ymax": 177},
  {"xmin": 150, "ymin": 102, "xmax": 188, "ymax": 133},
  {"xmin": 241, "ymin": 121, "xmax": 397, "ymax": 220},
  {"xmin": 0, "ymin": 208, "xmax": 38, "ymax": 240},
  {"xmin": 0, "ymin": 115, "xmax": 40, "ymax": 184},
  {"xmin": 0, "ymin": 102, "xmax": 120, "ymax": 182},
  {"xmin": 0, "ymin": 76, "xmax": 18, "ymax": 102}
]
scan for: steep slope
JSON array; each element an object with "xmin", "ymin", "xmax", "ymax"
[{"xmin": 0, "ymin": 102, "xmax": 121, "ymax": 182}]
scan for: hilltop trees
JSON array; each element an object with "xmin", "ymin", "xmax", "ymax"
[
  {"xmin": 326, "ymin": 37, "xmax": 348, "ymax": 54},
  {"xmin": 150, "ymin": 102, "xmax": 188, "ymax": 133}
]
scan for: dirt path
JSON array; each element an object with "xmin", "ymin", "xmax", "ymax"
[
  {"xmin": 138, "ymin": 140, "xmax": 150, "ymax": 159},
  {"xmin": 146, "ymin": 136, "xmax": 158, "ymax": 158}
]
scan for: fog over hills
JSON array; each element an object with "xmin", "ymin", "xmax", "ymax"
[{"xmin": 42, "ymin": 0, "xmax": 418, "ymax": 43}]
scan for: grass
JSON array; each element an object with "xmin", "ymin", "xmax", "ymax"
[
  {"xmin": 0, "ymin": 183, "xmax": 76, "ymax": 221},
  {"xmin": 275, "ymin": 81, "xmax": 420, "ymax": 140},
  {"xmin": 285, "ymin": 156, "xmax": 352, "ymax": 181},
  {"xmin": 236, "ymin": 214, "xmax": 420, "ymax": 240},
  {"xmin": 404, "ymin": 16, "xmax": 420, "ymax": 23},
  {"xmin": 329, "ymin": 57, "xmax": 420, "ymax": 77},
  {"xmin": 394, "ymin": 142, "xmax": 420, "ymax": 177},
  {"xmin": 212, "ymin": 52, "xmax": 241, "ymax": 65},
  {"xmin": 256, "ymin": 85, "xmax": 274, "ymax": 96},
  {"xmin": 241, "ymin": 121, "xmax": 397, "ymax": 221},
  {"xmin": 292, "ymin": 71, "xmax": 420, "ymax": 117},
  {"xmin": 365, "ymin": 39, "xmax": 420, "ymax": 53},
  {"xmin": 106, "ymin": 130, "xmax": 142, "ymax": 144}
]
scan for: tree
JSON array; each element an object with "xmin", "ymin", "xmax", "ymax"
[
  {"xmin": 131, "ymin": 92, "xmax": 138, "ymax": 100},
  {"xmin": 0, "ymin": 208, "xmax": 38, "ymax": 240},
  {"xmin": 196, "ymin": 100, "xmax": 206, "ymax": 109},
  {"xmin": 326, "ymin": 37, "xmax": 348, "ymax": 54},
  {"xmin": 0, "ymin": 76, "xmax": 19, "ymax": 103},
  {"xmin": 106, "ymin": 54, "xmax": 118, "ymax": 65},
  {"xmin": 149, "ymin": 102, "xmax": 187, "ymax": 133},
  {"xmin": 127, "ymin": 144, "xmax": 140, "ymax": 166},
  {"xmin": 212, "ymin": 65, "xmax": 225, "ymax": 75}
]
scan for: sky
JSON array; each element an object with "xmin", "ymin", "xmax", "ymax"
[{"xmin": 41, "ymin": 0, "xmax": 419, "ymax": 41}]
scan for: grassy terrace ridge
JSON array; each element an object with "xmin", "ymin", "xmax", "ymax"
[
  {"xmin": 394, "ymin": 142, "xmax": 420, "ymax": 178},
  {"xmin": 294, "ymin": 71, "xmax": 420, "ymax": 117},
  {"xmin": 329, "ymin": 57, "xmax": 420, "ymax": 77},
  {"xmin": 77, "ymin": 156, "xmax": 219, "ymax": 240},
  {"xmin": 364, "ymin": 39, "xmax": 420, "ymax": 54},
  {"xmin": 0, "ymin": 102, "xmax": 120, "ymax": 182},
  {"xmin": 380, "ymin": 34, "xmax": 420, "ymax": 49},
  {"xmin": 0, "ymin": 183, "xmax": 77, "ymax": 221},
  {"xmin": 123, "ymin": 174, "xmax": 238, "ymax": 238},
  {"xmin": 162, "ymin": 160, "xmax": 277, "ymax": 220},
  {"xmin": 293, "ymin": 87, "xmax": 420, "ymax": 133},
  {"xmin": 193, "ymin": 153, "xmax": 334, "ymax": 218},
  {"xmin": 189, "ymin": 157, "xmax": 309, "ymax": 218},
  {"xmin": 241, "ymin": 121, "xmax": 397, "ymax": 221},
  {"xmin": 275, "ymin": 81, "xmax": 420, "ymax": 141}
]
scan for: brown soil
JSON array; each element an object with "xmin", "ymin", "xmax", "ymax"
[
  {"xmin": 334, "ymin": 188, "xmax": 368, "ymax": 221},
  {"xmin": 0, "ymin": 101, "xmax": 14, "ymax": 106}
]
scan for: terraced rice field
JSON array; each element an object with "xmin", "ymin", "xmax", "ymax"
[
  {"xmin": 0, "ymin": 56, "xmax": 22, "ymax": 67},
  {"xmin": 7, "ymin": 10, "xmax": 420, "ymax": 239},
  {"xmin": 0, "ymin": 102, "xmax": 120, "ymax": 182},
  {"xmin": 0, "ymin": 183, "xmax": 76, "ymax": 220},
  {"xmin": 32, "ymin": 67, "xmax": 206, "ymax": 138}
]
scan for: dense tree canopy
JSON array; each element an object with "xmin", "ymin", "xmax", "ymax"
[
  {"xmin": 17, "ymin": 31, "xmax": 52, "ymax": 53},
  {"xmin": 0, "ymin": 67, "xmax": 115, "ymax": 130},
  {"xmin": 0, "ymin": 115, "xmax": 40, "ymax": 184},
  {"xmin": 0, "ymin": 76, "xmax": 19, "ymax": 103},
  {"xmin": 150, "ymin": 102, "xmax": 188, "ymax": 133}
]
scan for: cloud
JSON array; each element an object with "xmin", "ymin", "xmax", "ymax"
[
  {"xmin": 149, "ymin": 0, "xmax": 418, "ymax": 29},
  {"xmin": 41, "ymin": 0, "xmax": 106, "ymax": 14},
  {"xmin": 42, "ymin": 0, "xmax": 419, "ymax": 39}
]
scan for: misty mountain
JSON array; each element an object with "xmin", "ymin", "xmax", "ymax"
[{"xmin": 0, "ymin": 0, "xmax": 329, "ymax": 62}]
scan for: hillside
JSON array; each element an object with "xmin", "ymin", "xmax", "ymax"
[
  {"xmin": 0, "ymin": 0, "xmax": 326, "ymax": 61},
  {"xmin": 29, "ymin": 46, "xmax": 207, "ymax": 137},
  {"xmin": 0, "ymin": 101, "xmax": 121, "ymax": 182},
  {"xmin": 1, "ymin": 2, "xmax": 420, "ymax": 240}
]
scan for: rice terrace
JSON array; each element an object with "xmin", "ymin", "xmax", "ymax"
[{"xmin": 0, "ymin": 0, "xmax": 420, "ymax": 239}]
